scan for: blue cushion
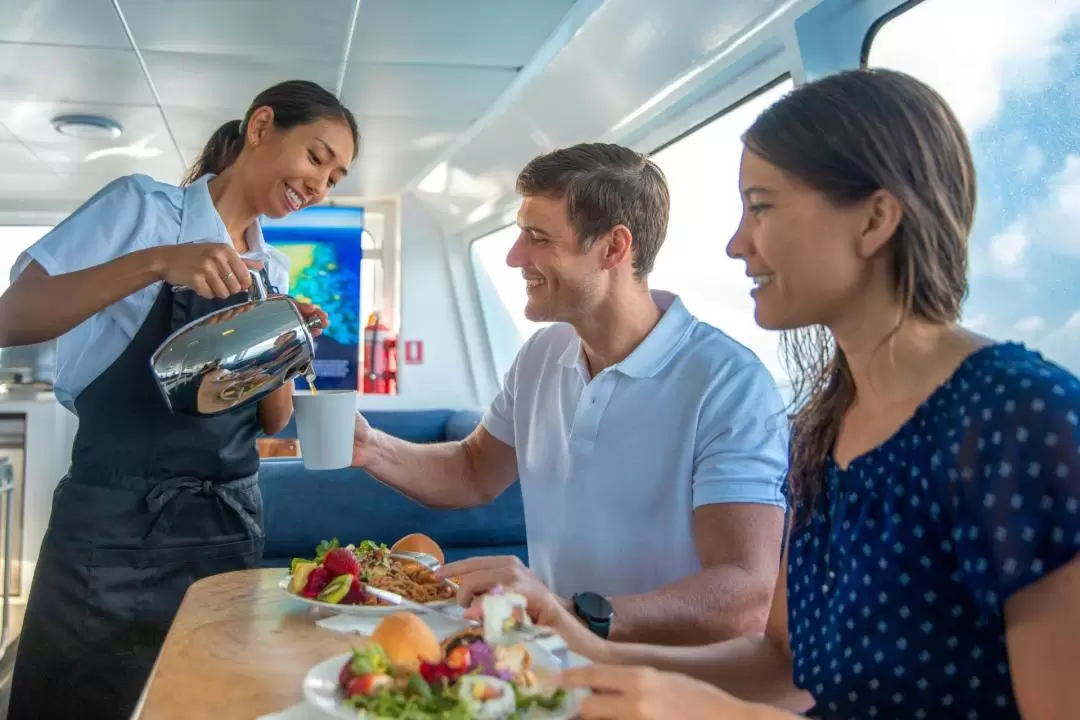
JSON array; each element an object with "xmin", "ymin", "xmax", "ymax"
[
  {"xmin": 443, "ymin": 410, "xmax": 484, "ymax": 442},
  {"xmin": 257, "ymin": 409, "xmax": 527, "ymax": 565},
  {"xmin": 269, "ymin": 409, "xmax": 459, "ymax": 444}
]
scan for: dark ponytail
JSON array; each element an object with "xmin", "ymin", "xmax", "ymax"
[
  {"xmin": 183, "ymin": 119, "xmax": 244, "ymax": 185},
  {"xmin": 181, "ymin": 80, "xmax": 360, "ymax": 186}
]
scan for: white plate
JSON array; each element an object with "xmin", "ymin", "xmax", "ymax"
[
  {"xmin": 302, "ymin": 644, "xmax": 589, "ymax": 720},
  {"xmin": 279, "ymin": 575, "xmax": 456, "ymax": 617}
]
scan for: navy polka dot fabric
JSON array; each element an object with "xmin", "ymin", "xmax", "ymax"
[{"xmin": 788, "ymin": 343, "xmax": 1080, "ymax": 719}]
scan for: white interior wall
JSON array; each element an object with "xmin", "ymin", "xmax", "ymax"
[{"xmin": 356, "ymin": 195, "xmax": 481, "ymax": 411}]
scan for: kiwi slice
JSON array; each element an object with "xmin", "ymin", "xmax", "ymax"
[{"xmin": 317, "ymin": 574, "xmax": 352, "ymax": 604}]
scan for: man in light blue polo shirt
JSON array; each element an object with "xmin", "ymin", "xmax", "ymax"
[{"xmin": 352, "ymin": 143, "xmax": 788, "ymax": 645}]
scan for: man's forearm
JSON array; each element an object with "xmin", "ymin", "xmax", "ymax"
[
  {"xmin": 361, "ymin": 430, "xmax": 490, "ymax": 509},
  {"xmin": 608, "ymin": 564, "xmax": 773, "ymax": 644}
]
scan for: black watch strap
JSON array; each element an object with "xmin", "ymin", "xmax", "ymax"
[{"xmin": 572, "ymin": 591, "xmax": 613, "ymax": 639}]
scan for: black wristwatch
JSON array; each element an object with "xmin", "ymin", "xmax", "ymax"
[{"xmin": 572, "ymin": 591, "xmax": 614, "ymax": 639}]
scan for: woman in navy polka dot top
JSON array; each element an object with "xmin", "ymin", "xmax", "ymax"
[{"xmin": 496, "ymin": 68, "xmax": 1080, "ymax": 720}]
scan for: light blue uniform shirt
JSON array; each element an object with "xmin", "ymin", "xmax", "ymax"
[
  {"xmin": 483, "ymin": 291, "xmax": 789, "ymax": 598},
  {"xmin": 11, "ymin": 173, "xmax": 290, "ymax": 413}
]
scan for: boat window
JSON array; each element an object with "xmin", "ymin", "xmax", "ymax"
[
  {"xmin": 867, "ymin": 0, "xmax": 1080, "ymax": 375},
  {"xmin": 650, "ymin": 80, "xmax": 794, "ymax": 394},
  {"xmin": 470, "ymin": 224, "xmax": 550, "ymax": 380},
  {"xmin": 0, "ymin": 226, "xmax": 52, "ymax": 296}
]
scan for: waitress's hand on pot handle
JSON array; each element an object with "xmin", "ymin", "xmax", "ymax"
[
  {"xmin": 156, "ymin": 242, "xmax": 259, "ymax": 299},
  {"xmin": 293, "ymin": 301, "xmax": 329, "ymax": 337}
]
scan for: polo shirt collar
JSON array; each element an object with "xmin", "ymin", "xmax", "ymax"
[
  {"xmin": 178, "ymin": 174, "xmax": 270, "ymax": 259},
  {"xmin": 558, "ymin": 290, "xmax": 697, "ymax": 379}
]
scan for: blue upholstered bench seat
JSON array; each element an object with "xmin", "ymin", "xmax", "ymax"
[{"xmin": 257, "ymin": 409, "xmax": 528, "ymax": 568}]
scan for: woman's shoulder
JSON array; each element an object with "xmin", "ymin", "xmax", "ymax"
[
  {"xmin": 912, "ymin": 342, "xmax": 1080, "ymax": 459},
  {"xmin": 99, "ymin": 173, "xmax": 184, "ymax": 205},
  {"xmin": 953, "ymin": 342, "xmax": 1080, "ymax": 414},
  {"xmin": 63, "ymin": 173, "xmax": 185, "ymax": 230}
]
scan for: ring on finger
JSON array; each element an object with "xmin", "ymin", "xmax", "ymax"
[{"xmin": 221, "ymin": 271, "xmax": 235, "ymax": 281}]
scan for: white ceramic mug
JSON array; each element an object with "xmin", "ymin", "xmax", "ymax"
[{"xmin": 293, "ymin": 390, "xmax": 358, "ymax": 470}]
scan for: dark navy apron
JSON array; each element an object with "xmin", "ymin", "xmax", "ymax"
[{"xmin": 8, "ymin": 272, "xmax": 277, "ymax": 720}]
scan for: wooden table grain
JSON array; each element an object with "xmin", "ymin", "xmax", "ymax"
[{"xmin": 132, "ymin": 568, "xmax": 359, "ymax": 719}]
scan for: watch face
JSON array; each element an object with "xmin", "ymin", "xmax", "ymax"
[{"xmin": 575, "ymin": 591, "xmax": 613, "ymax": 620}]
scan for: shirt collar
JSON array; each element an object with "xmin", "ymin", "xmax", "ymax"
[
  {"xmin": 178, "ymin": 174, "xmax": 270, "ymax": 260},
  {"xmin": 558, "ymin": 290, "xmax": 697, "ymax": 379}
]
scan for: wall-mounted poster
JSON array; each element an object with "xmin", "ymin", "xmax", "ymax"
[{"xmin": 262, "ymin": 206, "xmax": 363, "ymax": 392}]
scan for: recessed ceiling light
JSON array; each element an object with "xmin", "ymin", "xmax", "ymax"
[{"xmin": 50, "ymin": 114, "xmax": 123, "ymax": 140}]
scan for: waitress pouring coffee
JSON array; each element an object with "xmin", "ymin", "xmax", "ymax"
[{"xmin": 0, "ymin": 79, "xmax": 358, "ymax": 719}]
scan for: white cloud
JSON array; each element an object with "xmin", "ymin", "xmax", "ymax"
[
  {"xmin": 979, "ymin": 220, "xmax": 1029, "ymax": 277},
  {"xmin": 1012, "ymin": 316, "xmax": 1046, "ymax": 334},
  {"xmin": 1048, "ymin": 155, "xmax": 1080, "ymax": 224},
  {"xmin": 1011, "ymin": 154, "xmax": 1080, "ymax": 260},
  {"xmin": 1018, "ymin": 145, "xmax": 1045, "ymax": 178},
  {"xmin": 870, "ymin": 0, "xmax": 1080, "ymax": 132},
  {"xmin": 962, "ymin": 313, "xmax": 991, "ymax": 333},
  {"xmin": 1037, "ymin": 310, "xmax": 1080, "ymax": 374}
]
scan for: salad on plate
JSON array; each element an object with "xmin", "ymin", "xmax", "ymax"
[
  {"xmin": 286, "ymin": 534, "xmax": 456, "ymax": 608},
  {"xmin": 303, "ymin": 591, "xmax": 580, "ymax": 719}
]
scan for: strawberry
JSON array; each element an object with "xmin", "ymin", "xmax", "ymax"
[
  {"xmin": 323, "ymin": 547, "xmax": 361, "ymax": 578},
  {"xmin": 419, "ymin": 661, "xmax": 460, "ymax": 686},
  {"xmin": 303, "ymin": 567, "xmax": 331, "ymax": 597},
  {"xmin": 346, "ymin": 673, "xmax": 391, "ymax": 698},
  {"xmin": 342, "ymin": 576, "xmax": 365, "ymax": 605},
  {"xmin": 338, "ymin": 660, "xmax": 355, "ymax": 688}
]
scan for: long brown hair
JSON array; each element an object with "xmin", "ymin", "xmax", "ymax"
[
  {"xmin": 742, "ymin": 69, "xmax": 976, "ymax": 520},
  {"xmin": 182, "ymin": 80, "xmax": 359, "ymax": 185}
]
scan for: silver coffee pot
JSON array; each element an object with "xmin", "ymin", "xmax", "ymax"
[{"xmin": 150, "ymin": 270, "xmax": 321, "ymax": 415}]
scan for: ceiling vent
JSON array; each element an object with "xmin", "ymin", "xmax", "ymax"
[{"xmin": 50, "ymin": 114, "xmax": 123, "ymax": 140}]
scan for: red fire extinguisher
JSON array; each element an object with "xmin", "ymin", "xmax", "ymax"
[{"xmin": 363, "ymin": 311, "xmax": 397, "ymax": 394}]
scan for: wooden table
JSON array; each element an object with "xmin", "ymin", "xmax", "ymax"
[{"xmin": 132, "ymin": 568, "xmax": 358, "ymax": 719}]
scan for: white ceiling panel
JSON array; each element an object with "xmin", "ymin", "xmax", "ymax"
[
  {"xmin": 46, "ymin": 148, "xmax": 187, "ymax": 185},
  {"xmin": 347, "ymin": 0, "xmax": 577, "ymax": 67},
  {"xmin": 0, "ymin": 172, "xmax": 116, "ymax": 202},
  {"xmin": 0, "ymin": 141, "xmax": 51, "ymax": 174},
  {"xmin": 1, "ymin": 0, "xmax": 129, "ymax": 49},
  {"xmin": 334, "ymin": 150, "xmax": 437, "ymax": 199},
  {"xmin": 497, "ymin": 0, "xmax": 783, "ymax": 148},
  {"xmin": 119, "ymin": 0, "xmax": 356, "ymax": 64},
  {"xmin": 141, "ymin": 51, "xmax": 339, "ymax": 109},
  {"xmin": 354, "ymin": 116, "xmax": 465, "ymax": 156},
  {"xmin": 167, "ymin": 110, "xmax": 462, "ymax": 160},
  {"xmin": 0, "ymin": 0, "xmax": 775, "ymax": 211},
  {"xmin": 162, "ymin": 106, "xmax": 242, "ymax": 150},
  {"xmin": 0, "ymin": 44, "xmax": 152, "ymax": 106},
  {"xmin": 429, "ymin": 0, "xmax": 797, "ymax": 217},
  {"xmin": 339, "ymin": 64, "xmax": 516, "ymax": 121}
]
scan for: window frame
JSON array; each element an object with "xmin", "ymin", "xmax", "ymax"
[
  {"xmin": 859, "ymin": 0, "xmax": 927, "ymax": 66},
  {"xmin": 649, "ymin": 74, "xmax": 792, "ymax": 157}
]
